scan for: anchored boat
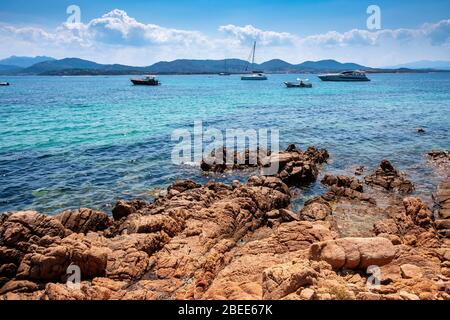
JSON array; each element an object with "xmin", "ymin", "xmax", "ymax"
[
  {"xmin": 284, "ymin": 78, "xmax": 312, "ymax": 88},
  {"xmin": 218, "ymin": 60, "xmax": 231, "ymax": 76},
  {"xmin": 241, "ymin": 71, "xmax": 268, "ymax": 81},
  {"xmin": 241, "ymin": 42, "xmax": 267, "ymax": 81},
  {"xmin": 318, "ymin": 70, "xmax": 370, "ymax": 82},
  {"xmin": 130, "ymin": 75, "xmax": 160, "ymax": 86}
]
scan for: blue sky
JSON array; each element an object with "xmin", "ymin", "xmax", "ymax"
[{"xmin": 1, "ymin": 0, "xmax": 449, "ymax": 66}]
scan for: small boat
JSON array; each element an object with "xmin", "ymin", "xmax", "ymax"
[
  {"xmin": 241, "ymin": 42, "xmax": 268, "ymax": 81},
  {"xmin": 130, "ymin": 75, "xmax": 160, "ymax": 86},
  {"xmin": 219, "ymin": 60, "xmax": 231, "ymax": 76},
  {"xmin": 241, "ymin": 71, "xmax": 268, "ymax": 81},
  {"xmin": 318, "ymin": 70, "xmax": 370, "ymax": 82},
  {"xmin": 284, "ymin": 78, "xmax": 312, "ymax": 88},
  {"xmin": 0, "ymin": 82, "xmax": 10, "ymax": 86}
]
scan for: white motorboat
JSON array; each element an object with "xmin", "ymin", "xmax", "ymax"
[
  {"xmin": 318, "ymin": 70, "xmax": 370, "ymax": 82},
  {"xmin": 284, "ymin": 78, "xmax": 312, "ymax": 88},
  {"xmin": 241, "ymin": 41, "xmax": 268, "ymax": 81}
]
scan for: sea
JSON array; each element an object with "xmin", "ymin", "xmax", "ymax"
[{"xmin": 0, "ymin": 73, "xmax": 449, "ymax": 214}]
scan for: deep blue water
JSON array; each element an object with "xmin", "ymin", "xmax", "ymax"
[{"xmin": 0, "ymin": 73, "xmax": 449, "ymax": 214}]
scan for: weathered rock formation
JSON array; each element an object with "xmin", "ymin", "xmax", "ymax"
[
  {"xmin": 201, "ymin": 145, "xmax": 329, "ymax": 187},
  {"xmin": 0, "ymin": 150, "xmax": 449, "ymax": 301},
  {"xmin": 365, "ymin": 160, "xmax": 415, "ymax": 194},
  {"xmin": 309, "ymin": 237, "xmax": 396, "ymax": 270}
]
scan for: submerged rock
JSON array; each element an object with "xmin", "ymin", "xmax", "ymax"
[
  {"xmin": 322, "ymin": 175, "xmax": 363, "ymax": 192},
  {"xmin": 417, "ymin": 128, "xmax": 426, "ymax": 134}
]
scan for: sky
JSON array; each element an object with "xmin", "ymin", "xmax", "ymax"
[{"xmin": 0, "ymin": 0, "xmax": 449, "ymax": 67}]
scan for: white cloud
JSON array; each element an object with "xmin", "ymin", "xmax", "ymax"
[
  {"xmin": 0, "ymin": 9, "xmax": 449, "ymax": 67},
  {"xmin": 79, "ymin": 9, "xmax": 207, "ymax": 46},
  {"xmin": 423, "ymin": 19, "xmax": 450, "ymax": 46},
  {"xmin": 218, "ymin": 24, "xmax": 297, "ymax": 46},
  {"xmin": 302, "ymin": 19, "xmax": 450, "ymax": 48}
]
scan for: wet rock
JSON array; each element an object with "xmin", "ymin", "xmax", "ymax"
[
  {"xmin": 274, "ymin": 146, "xmax": 329, "ymax": 187},
  {"xmin": 355, "ymin": 166, "xmax": 365, "ymax": 176},
  {"xmin": 56, "ymin": 208, "xmax": 111, "ymax": 234},
  {"xmin": 200, "ymin": 147, "xmax": 266, "ymax": 173},
  {"xmin": 322, "ymin": 175, "xmax": 363, "ymax": 192},
  {"xmin": 427, "ymin": 150, "xmax": 450, "ymax": 161},
  {"xmin": 200, "ymin": 145, "xmax": 329, "ymax": 188},
  {"xmin": 112, "ymin": 200, "xmax": 146, "ymax": 221},
  {"xmin": 167, "ymin": 180, "xmax": 201, "ymax": 194},
  {"xmin": 285, "ymin": 144, "xmax": 298, "ymax": 152},
  {"xmin": 364, "ymin": 160, "xmax": 414, "ymax": 193},
  {"xmin": 416, "ymin": 128, "xmax": 426, "ymax": 134},
  {"xmin": 309, "ymin": 184, "xmax": 375, "ymax": 205}
]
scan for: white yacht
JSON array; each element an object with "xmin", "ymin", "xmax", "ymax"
[
  {"xmin": 241, "ymin": 71, "xmax": 268, "ymax": 81},
  {"xmin": 241, "ymin": 41, "xmax": 268, "ymax": 81},
  {"xmin": 318, "ymin": 70, "xmax": 370, "ymax": 82}
]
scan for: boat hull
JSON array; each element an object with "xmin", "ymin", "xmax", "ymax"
[
  {"xmin": 131, "ymin": 79, "xmax": 160, "ymax": 86},
  {"xmin": 284, "ymin": 82, "xmax": 312, "ymax": 88},
  {"xmin": 318, "ymin": 75, "xmax": 370, "ymax": 82},
  {"xmin": 241, "ymin": 76, "xmax": 267, "ymax": 80}
]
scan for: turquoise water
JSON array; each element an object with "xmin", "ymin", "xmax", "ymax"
[{"xmin": 0, "ymin": 73, "xmax": 449, "ymax": 214}]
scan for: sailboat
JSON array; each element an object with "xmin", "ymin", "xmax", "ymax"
[
  {"xmin": 241, "ymin": 42, "xmax": 268, "ymax": 80},
  {"xmin": 219, "ymin": 59, "xmax": 231, "ymax": 76}
]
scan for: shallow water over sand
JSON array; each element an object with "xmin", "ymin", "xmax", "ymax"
[{"xmin": 0, "ymin": 73, "xmax": 449, "ymax": 214}]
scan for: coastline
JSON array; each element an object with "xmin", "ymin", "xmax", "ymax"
[
  {"xmin": 0, "ymin": 145, "xmax": 448, "ymax": 300},
  {"xmin": 3, "ymin": 69, "xmax": 450, "ymax": 77}
]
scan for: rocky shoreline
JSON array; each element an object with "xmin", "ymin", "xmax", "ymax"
[{"xmin": 0, "ymin": 146, "xmax": 449, "ymax": 300}]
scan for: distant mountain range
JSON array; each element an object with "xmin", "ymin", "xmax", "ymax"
[
  {"xmin": 0, "ymin": 55, "xmax": 55, "ymax": 68},
  {"xmin": 386, "ymin": 60, "xmax": 450, "ymax": 70},
  {"xmin": 0, "ymin": 56, "xmax": 449, "ymax": 76}
]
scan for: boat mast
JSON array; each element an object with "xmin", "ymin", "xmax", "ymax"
[{"xmin": 251, "ymin": 41, "xmax": 256, "ymax": 69}]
